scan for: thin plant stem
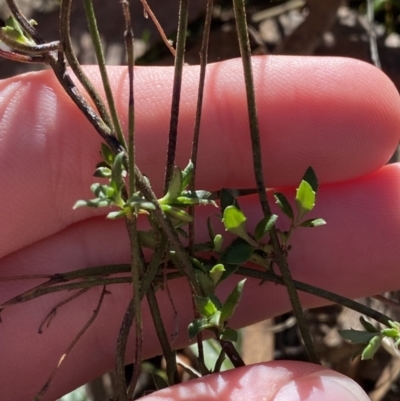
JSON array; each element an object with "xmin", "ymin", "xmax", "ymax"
[
  {"xmin": 123, "ymin": 3, "xmax": 145, "ymax": 396},
  {"xmin": 125, "ymin": 218, "xmax": 143, "ymax": 397},
  {"xmin": 123, "ymin": 0, "xmax": 136, "ymax": 197},
  {"xmin": 213, "ymin": 349, "xmax": 226, "ymax": 373},
  {"xmin": 38, "ymin": 288, "xmax": 91, "ymax": 334},
  {"xmin": 115, "ymin": 298, "xmax": 134, "ymax": 401},
  {"xmin": 237, "ymin": 266, "xmax": 392, "ymax": 327},
  {"xmin": 140, "ymin": 236, "xmax": 168, "ymax": 296},
  {"xmin": 0, "ymin": 29, "xmax": 59, "ymax": 53},
  {"xmin": 232, "ymin": 0, "xmax": 319, "ymax": 364},
  {"xmin": 0, "ymin": 277, "xmax": 131, "ymax": 313},
  {"xmin": 82, "ymin": 0, "xmax": 127, "ymax": 150},
  {"xmin": 139, "ymin": 0, "xmax": 176, "ymax": 57},
  {"xmin": 33, "ymin": 286, "xmax": 108, "ymax": 401},
  {"xmin": 134, "ymin": 167, "xmax": 203, "ymax": 295},
  {"xmin": 46, "ymin": 51, "xmax": 122, "ymax": 150},
  {"xmin": 59, "ymin": 0, "xmax": 113, "ymax": 127},
  {"xmin": 163, "ymin": 0, "xmax": 189, "ymax": 192},
  {"xmin": 219, "ymin": 339, "xmax": 245, "ymax": 368},
  {"xmin": 145, "ymin": 286, "xmax": 180, "ymax": 387},
  {"xmin": 189, "ymin": 0, "xmax": 213, "ymax": 253},
  {"xmin": 0, "ymin": 48, "xmax": 45, "ymax": 63}
]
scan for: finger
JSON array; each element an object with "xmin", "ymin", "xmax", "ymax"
[
  {"xmin": 2, "ymin": 163, "xmax": 400, "ymax": 400},
  {"xmin": 0, "ymin": 57, "xmax": 399, "ymax": 258},
  {"xmin": 142, "ymin": 361, "xmax": 368, "ymax": 401}
]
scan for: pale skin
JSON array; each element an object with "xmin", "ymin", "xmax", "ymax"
[{"xmin": 0, "ymin": 56, "xmax": 400, "ymax": 401}]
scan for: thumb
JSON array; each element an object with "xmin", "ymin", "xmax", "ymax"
[{"xmin": 141, "ymin": 361, "xmax": 368, "ymax": 401}]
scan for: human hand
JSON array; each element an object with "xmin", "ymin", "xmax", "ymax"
[{"xmin": 0, "ymin": 56, "xmax": 399, "ymax": 400}]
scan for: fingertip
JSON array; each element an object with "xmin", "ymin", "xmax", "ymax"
[
  {"xmin": 252, "ymin": 56, "xmax": 400, "ymax": 187},
  {"xmin": 275, "ymin": 365, "xmax": 369, "ymax": 401},
  {"xmin": 141, "ymin": 361, "xmax": 368, "ymax": 401}
]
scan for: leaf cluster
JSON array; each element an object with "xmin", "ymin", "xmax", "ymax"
[{"xmin": 340, "ymin": 317, "xmax": 400, "ymax": 360}]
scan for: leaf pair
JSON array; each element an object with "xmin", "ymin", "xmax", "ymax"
[
  {"xmin": 188, "ymin": 279, "xmax": 246, "ymax": 342},
  {"xmin": 159, "ymin": 161, "xmax": 217, "ymax": 223},
  {"xmin": 274, "ymin": 166, "xmax": 326, "ymax": 228}
]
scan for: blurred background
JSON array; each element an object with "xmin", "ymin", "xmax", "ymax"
[{"xmin": 2, "ymin": 1, "xmax": 400, "ymax": 400}]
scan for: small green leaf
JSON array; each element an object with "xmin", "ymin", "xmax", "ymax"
[
  {"xmin": 209, "ymin": 264, "xmax": 225, "ymax": 286},
  {"xmin": 188, "ymin": 318, "xmax": 215, "ymax": 339},
  {"xmin": 195, "ymin": 269, "xmax": 215, "ymax": 295},
  {"xmin": 213, "ymin": 234, "xmax": 223, "ymax": 253},
  {"xmin": 219, "ymin": 238, "xmax": 254, "ymax": 265},
  {"xmin": 2, "ymin": 16, "xmax": 35, "ymax": 46},
  {"xmin": 126, "ymin": 195, "xmax": 155, "ymax": 211},
  {"xmin": 73, "ymin": 198, "xmax": 111, "ymax": 209},
  {"xmin": 209, "ymin": 310, "xmax": 222, "ymax": 327},
  {"xmin": 111, "ymin": 152, "xmax": 125, "ymax": 193},
  {"xmin": 181, "ymin": 190, "xmax": 212, "ymax": 199},
  {"xmin": 381, "ymin": 328, "xmax": 399, "ymax": 338},
  {"xmin": 220, "ymin": 279, "xmax": 246, "ymax": 323},
  {"xmin": 389, "ymin": 320, "xmax": 400, "ymax": 330},
  {"xmin": 92, "ymin": 183, "xmax": 115, "ymax": 198},
  {"xmin": 222, "ymin": 206, "xmax": 256, "ymax": 245},
  {"xmin": 93, "ymin": 166, "xmax": 112, "ymax": 178},
  {"xmin": 195, "ymin": 296, "xmax": 218, "ymax": 318},
  {"xmin": 160, "ymin": 167, "xmax": 182, "ymax": 203},
  {"xmin": 220, "ymin": 327, "xmax": 238, "ymax": 342},
  {"xmin": 339, "ymin": 329, "xmax": 377, "ymax": 344},
  {"xmin": 73, "ymin": 200, "xmax": 89, "ymax": 209},
  {"xmin": 223, "ymin": 205, "xmax": 246, "ymax": 230},
  {"xmin": 299, "ymin": 218, "xmax": 326, "ymax": 228},
  {"xmin": 360, "ymin": 316, "xmax": 379, "ymax": 333},
  {"xmin": 302, "ymin": 166, "xmax": 319, "ymax": 192},
  {"xmin": 274, "ymin": 192, "xmax": 294, "ymax": 220},
  {"xmin": 181, "ymin": 160, "xmax": 194, "ymax": 191},
  {"xmin": 362, "ymin": 335, "xmax": 383, "ymax": 360},
  {"xmin": 175, "ymin": 194, "xmax": 216, "ymax": 207},
  {"xmin": 101, "ymin": 143, "xmax": 115, "ymax": 166},
  {"xmin": 220, "ymin": 188, "xmax": 239, "ymax": 213},
  {"xmin": 254, "ymin": 214, "xmax": 278, "ymax": 241},
  {"xmin": 107, "ymin": 210, "xmax": 127, "ymax": 219},
  {"xmin": 295, "ymin": 180, "xmax": 315, "ymax": 220},
  {"xmin": 161, "ymin": 205, "xmax": 193, "ymax": 223},
  {"xmin": 219, "ymin": 263, "xmax": 239, "ymax": 283}
]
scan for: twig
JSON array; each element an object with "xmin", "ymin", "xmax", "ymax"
[
  {"xmin": 232, "ymin": 0, "xmax": 319, "ymax": 364},
  {"xmin": 33, "ymin": 286, "xmax": 108, "ymax": 401},
  {"xmin": 237, "ymin": 266, "xmax": 392, "ymax": 327},
  {"xmin": 189, "ymin": 0, "xmax": 213, "ymax": 253},
  {"xmin": 163, "ymin": 0, "xmax": 189, "ymax": 192},
  {"xmin": 38, "ymin": 288, "xmax": 91, "ymax": 334},
  {"xmin": 115, "ymin": 298, "xmax": 134, "ymax": 401},
  {"xmin": 59, "ymin": 0, "xmax": 113, "ymax": 127},
  {"xmin": 219, "ymin": 339, "xmax": 245, "ymax": 368},
  {"xmin": 145, "ymin": 286, "xmax": 180, "ymax": 388},
  {"xmin": 139, "ymin": 0, "xmax": 176, "ymax": 57},
  {"xmin": 82, "ymin": 0, "xmax": 127, "ymax": 150},
  {"xmin": 0, "ymin": 30, "xmax": 59, "ymax": 54},
  {"xmin": 0, "ymin": 48, "xmax": 45, "ymax": 63}
]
